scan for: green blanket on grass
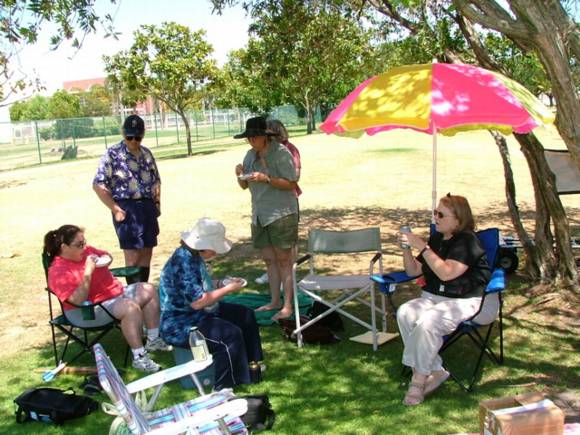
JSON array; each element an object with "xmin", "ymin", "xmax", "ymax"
[{"xmin": 222, "ymin": 292, "xmax": 312, "ymax": 325}]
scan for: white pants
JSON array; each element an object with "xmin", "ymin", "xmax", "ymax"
[{"xmin": 397, "ymin": 291, "xmax": 499, "ymax": 375}]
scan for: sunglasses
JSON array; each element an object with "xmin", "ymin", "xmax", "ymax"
[
  {"xmin": 433, "ymin": 210, "xmax": 453, "ymax": 219},
  {"xmin": 126, "ymin": 136, "xmax": 143, "ymax": 142},
  {"xmin": 70, "ymin": 239, "xmax": 87, "ymax": 249}
]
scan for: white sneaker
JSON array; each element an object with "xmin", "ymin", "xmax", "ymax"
[
  {"xmin": 132, "ymin": 352, "xmax": 161, "ymax": 373},
  {"xmin": 145, "ymin": 337, "xmax": 172, "ymax": 352},
  {"xmin": 255, "ymin": 272, "xmax": 269, "ymax": 284}
]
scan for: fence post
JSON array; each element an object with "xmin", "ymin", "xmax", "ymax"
[
  {"xmin": 194, "ymin": 110, "xmax": 199, "ymax": 142},
  {"xmin": 102, "ymin": 116, "xmax": 108, "ymax": 149},
  {"xmin": 154, "ymin": 112, "xmax": 159, "ymax": 147},
  {"xmin": 211, "ymin": 108, "xmax": 216, "ymax": 139},
  {"xmin": 72, "ymin": 120, "xmax": 77, "ymax": 148},
  {"xmin": 175, "ymin": 112, "xmax": 180, "ymax": 144},
  {"xmin": 34, "ymin": 121, "xmax": 42, "ymax": 164},
  {"xmin": 226, "ymin": 109, "xmax": 230, "ymax": 135}
]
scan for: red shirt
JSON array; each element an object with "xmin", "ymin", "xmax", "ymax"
[{"xmin": 48, "ymin": 246, "xmax": 124, "ymax": 310}]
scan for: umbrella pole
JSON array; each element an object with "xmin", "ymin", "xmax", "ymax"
[{"xmin": 431, "ymin": 127, "xmax": 437, "ymax": 224}]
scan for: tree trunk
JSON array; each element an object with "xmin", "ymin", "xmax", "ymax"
[
  {"xmin": 490, "ymin": 131, "xmax": 544, "ymax": 279},
  {"xmin": 514, "ymin": 133, "xmax": 578, "ymax": 287},
  {"xmin": 177, "ymin": 109, "xmax": 192, "ymax": 156}
]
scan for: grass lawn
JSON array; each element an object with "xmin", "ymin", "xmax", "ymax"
[{"xmin": 0, "ymin": 126, "xmax": 578, "ymax": 434}]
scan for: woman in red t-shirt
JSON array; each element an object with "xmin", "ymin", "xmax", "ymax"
[{"xmin": 43, "ymin": 224, "xmax": 170, "ymax": 372}]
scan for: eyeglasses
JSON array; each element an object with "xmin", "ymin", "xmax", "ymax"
[
  {"xmin": 126, "ymin": 136, "xmax": 143, "ymax": 142},
  {"xmin": 70, "ymin": 239, "xmax": 87, "ymax": 249},
  {"xmin": 433, "ymin": 210, "xmax": 453, "ymax": 219}
]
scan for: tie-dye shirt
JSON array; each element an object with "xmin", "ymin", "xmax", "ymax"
[
  {"xmin": 158, "ymin": 246, "xmax": 213, "ymax": 347},
  {"xmin": 93, "ymin": 141, "xmax": 160, "ymax": 200}
]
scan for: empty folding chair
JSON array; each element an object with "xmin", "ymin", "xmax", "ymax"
[{"xmin": 292, "ymin": 227, "xmax": 389, "ymax": 350}]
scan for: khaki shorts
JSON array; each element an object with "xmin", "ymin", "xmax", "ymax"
[{"xmin": 252, "ymin": 214, "xmax": 298, "ymax": 250}]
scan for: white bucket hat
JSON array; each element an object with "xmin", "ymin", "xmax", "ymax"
[{"xmin": 181, "ymin": 218, "xmax": 232, "ymax": 254}]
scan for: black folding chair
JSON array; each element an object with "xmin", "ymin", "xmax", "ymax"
[{"xmin": 42, "ymin": 252, "xmax": 139, "ymax": 367}]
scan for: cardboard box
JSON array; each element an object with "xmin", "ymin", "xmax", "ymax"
[{"xmin": 479, "ymin": 392, "xmax": 564, "ymax": 435}]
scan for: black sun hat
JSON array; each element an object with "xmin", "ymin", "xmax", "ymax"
[
  {"xmin": 123, "ymin": 115, "xmax": 145, "ymax": 136},
  {"xmin": 234, "ymin": 116, "xmax": 275, "ymax": 139}
]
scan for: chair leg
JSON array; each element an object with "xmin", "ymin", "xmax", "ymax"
[{"xmin": 49, "ymin": 323, "xmax": 60, "ymax": 366}]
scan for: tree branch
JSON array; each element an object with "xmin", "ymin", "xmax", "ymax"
[{"xmin": 453, "ymin": 0, "xmax": 531, "ymax": 40}]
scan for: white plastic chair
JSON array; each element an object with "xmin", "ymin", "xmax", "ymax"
[
  {"xmin": 94, "ymin": 344, "xmax": 248, "ymax": 434},
  {"xmin": 292, "ymin": 227, "xmax": 389, "ymax": 350}
]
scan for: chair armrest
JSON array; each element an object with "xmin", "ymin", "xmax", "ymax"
[
  {"xmin": 485, "ymin": 268, "xmax": 505, "ymax": 293},
  {"xmin": 371, "ymin": 271, "xmax": 419, "ymax": 285},
  {"xmin": 126, "ymin": 357, "xmax": 213, "ymax": 394},
  {"xmin": 370, "ymin": 252, "xmax": 382, "ymax": 264},
  {"xmin": 371, "ymin": 271, "xmax": 421, "ymax": 295},
  {"xmin": 147, "ymin": 399, "xmax": 248, "ymax": 435},
  {"xmin": 294, "ymin": 254, "xmax": 311, "ymax": 267},
  {"xmin": 110, "ymin": 266, "xmax": 141, "ymax": 278}
]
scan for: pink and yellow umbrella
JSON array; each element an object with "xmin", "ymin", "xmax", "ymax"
[{"xmin": 320, "ymin": 63, "xmax": 554, "ymax": 212}]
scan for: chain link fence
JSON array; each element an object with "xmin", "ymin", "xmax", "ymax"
[{"xmin": 0, "ymin": 105, "xmax": 321, "ymax": 171}]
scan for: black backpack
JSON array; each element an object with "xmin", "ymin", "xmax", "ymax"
[
  {"xmin": 240, "ymin": 394, "xmax": 276, "ymax": 432},
  {"xmin": 14, "ymin": 387, "xmax": 98, "ymax": 425}
]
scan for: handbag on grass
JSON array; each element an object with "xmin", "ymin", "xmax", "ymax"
[
  {"xmin": 14, "ymin": 387, "xmax": 98, "ymax": 425},
  {"xmin": 279, "ymin": 315, "xmax": 341, "ymax": 345}
]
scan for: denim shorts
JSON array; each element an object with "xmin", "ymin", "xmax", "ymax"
[
  {"xmin": 113, "ymin": 198, "xmax": 159, "ymax": 249},
  {"xmin": 252, "ymin": 213, "xmax": 298, "ymax": 249}
]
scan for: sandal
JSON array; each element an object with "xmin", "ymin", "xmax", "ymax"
[
  {"xmin": 403, "ymin": 381, "xmax": 426, "ymax": 406},
  {"xmin": 424, "ymin": 370, "xmax": 450, "ymax": 396}
]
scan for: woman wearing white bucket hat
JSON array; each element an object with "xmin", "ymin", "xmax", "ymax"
[{"xmin": 159, "ymin": 218, "xmax": 264, "ymax": 389}]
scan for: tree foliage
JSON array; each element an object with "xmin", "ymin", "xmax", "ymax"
[
  {"xmin": 0, "ymin": 0, "xmax": 118, "ymax": 105},
  {"xmin": 104, "ymin": 22, "xmax": 218, "ymax": 156},
  {"xmin": 215, "ymin": 1, "xmax": 376, "ymax": 133}
]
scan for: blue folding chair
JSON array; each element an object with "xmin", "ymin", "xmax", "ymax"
[{"xmin": 372, "ymin": 228, "xmax": 506, "ymax": 392}]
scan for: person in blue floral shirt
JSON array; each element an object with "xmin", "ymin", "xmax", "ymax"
[
  {"xmin": 159, "ymin": 218, "xmax": 264, "ymax": 389},
  {"xmin": 93, "ymin": 115, "xmax": 161, "ymax": 284}
]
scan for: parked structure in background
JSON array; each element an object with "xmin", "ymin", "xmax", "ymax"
[{"xmin": 63, "ymin": 77, "xmax": 155, "ymax": 117}]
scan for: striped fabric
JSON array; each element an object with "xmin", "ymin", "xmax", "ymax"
[{"xmin": 94, "ymin": 344, "xmax": 247, "ymax": 434}]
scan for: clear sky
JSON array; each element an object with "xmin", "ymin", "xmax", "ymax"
[{"xmin": 10, "ymin": 0, "xmax": 251, "ymax": 98}]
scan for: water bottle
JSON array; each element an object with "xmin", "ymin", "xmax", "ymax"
[
  {"xmin": 189, "ymin": 327, "xmax": 209, "ymax": 362},
  {"xmin": 399, "ymin": 226, "xmax": 412, "ymax": 249}
]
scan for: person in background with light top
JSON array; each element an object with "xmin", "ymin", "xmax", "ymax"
[
  {"xmin": 93, "ymin": 115, "xmax": 161, "ymax": 284},
  {"xmin": 396, "ymin": 194, "xmax": 499, "ymax": 405},
  {"xmin": 43, "ymin": 224, "xmax": 170, "ymax": 372}
]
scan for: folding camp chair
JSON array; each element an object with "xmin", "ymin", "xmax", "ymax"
[
  {"xmin": 439, "ymin": 227, "xmax": 505, "ymax": 391},
  {"xmin": 42, "ymin": 252, "xmax": 140, "ymax": 367},
  {"xmin": 372, "ymin": 228, "xmax": 506, "ymax": 392},
  {"xmin": 94, "ymin": 343, "xmax": 248, "ymax": 434},
  {"xmin": 292, "ymin": 227, "xmax": 387, "ymax": 350}
]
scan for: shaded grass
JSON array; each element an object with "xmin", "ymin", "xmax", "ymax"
[{"xmin": 1, "ymin": 278, "xmax": 578, "ymax": 435}]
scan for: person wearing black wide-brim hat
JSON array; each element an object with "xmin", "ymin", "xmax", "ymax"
[{"xmin": 234, "ymin": 116, "xmax": 299, "ymax": 321}]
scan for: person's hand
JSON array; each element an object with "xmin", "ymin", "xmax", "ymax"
[
  {"xmin": 400, "ymin": 232, "xmax": 427, "ymax": 251},
  {"xmin": 85, "ymin": 255, "xmax": 98, "ymax": 275},
  {"xmin": 249, "ymin": 172, "xmax": 269, "ymax": 183},
  {"xmin": 235, "ymin": 164, "xmax": 244, "ymax": 176},
  {"xmin": 224, "ymin": 278, "xmax": 244, "ymax": 292},
  {"xmin": 112, "ymin": 205, "xmax": 126, "ymax": 222}
]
